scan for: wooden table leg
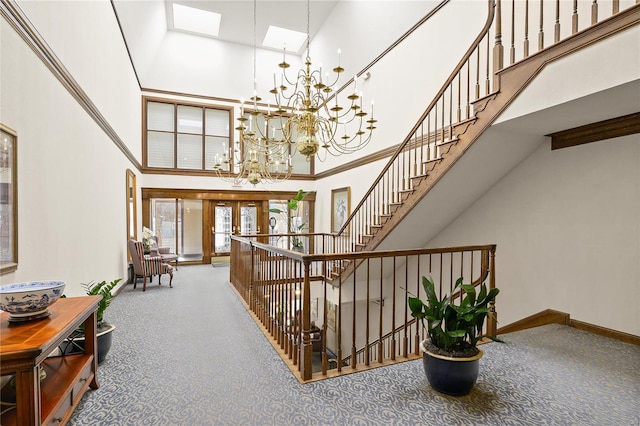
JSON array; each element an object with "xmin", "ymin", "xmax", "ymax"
[
  {"xmin": 83, "ymin": 312, "xmax": 100, "ymax": 390},
  {"xmin": 14, "ymin": 366, "xmax": 39, "ymax": 426}
]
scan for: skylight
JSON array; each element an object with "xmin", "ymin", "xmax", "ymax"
[
  {"xmin": 172, "ymin": 3, "xmax": 221, "ymax": 38},
  {"xmin": 262, "ymin": 25, "xmax": 307, "ymax": 53}
]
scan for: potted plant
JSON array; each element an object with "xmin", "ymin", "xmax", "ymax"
[
  {"xmin": 60, "ymin": 278, "xmax": 121, "ymax": 364},
  {"xmin": 269, "ymin": 189, "xmax": 310, "ymax": 252},
  {"xmin": 408, "ymin": 275, "xmax": 500, "ymax": 396}
]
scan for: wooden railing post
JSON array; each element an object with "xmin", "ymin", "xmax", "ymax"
[
  {"xmin": 493, "ymin": 0, "xmax": 504, "ymax": 89},
  {"xmin": 488, "ymin": 246, "xmax": 497, "ymax": 337},
  {"xmin": 300, "ymin": 257, "xmax": 313, "ymax": 381},
  {"xmin": 249, "ymin": 242, "xmax": 255, "ymax": 312}
]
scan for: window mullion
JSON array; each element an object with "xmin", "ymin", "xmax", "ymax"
[
  {"xmin": 173, "ymin": 102, "xmax": 178, "ymax": 169},
  {"xmin": 202, "ymin": 107, "xmax": 206, "ymax": 170}
]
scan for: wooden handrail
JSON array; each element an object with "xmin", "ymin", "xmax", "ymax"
[
  {"xmin": 337, "ymin": 0, "xmax": 496, "ymax": 237},
  {"xmin": 334, "ymin": 0, "xmax": 637, "ymax": 261}
]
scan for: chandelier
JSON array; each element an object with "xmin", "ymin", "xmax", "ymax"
[
  {"xmin": 216, "ymin": 0, "xmax": 376, "ymax": 185},
  {"xmin": 214, "ymin": 0, "xmax": 293, "ymax": 185}
]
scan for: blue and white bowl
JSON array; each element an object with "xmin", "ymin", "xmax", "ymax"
[{"xmin": 0, "ymin": 281, "xmax": 65, "ymax": 319}]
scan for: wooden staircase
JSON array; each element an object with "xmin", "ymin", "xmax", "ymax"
[{"xmin": 329, "ymin": 1, "xmax": 640, "ymax": 284}]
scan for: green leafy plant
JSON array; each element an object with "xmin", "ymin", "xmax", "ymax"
[
  {"xmin": 81, "ymin": 279, "xmax": 122, "ymax": 324},
  {"xmin": 408, "ymin": 275, "xmax": 500, "ymax": 355},
  {"xmin": 269, "ymin": 189, "xmax": 310, "ymax": 248}
]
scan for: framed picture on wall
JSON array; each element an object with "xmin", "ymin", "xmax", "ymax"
[
  {"xmin": 331, "ymin": 187, "xmax": 350, "ymax": 235},
  {"xmin": 326, "ymin": 300, "xmax": 337, "ymax": 331}
]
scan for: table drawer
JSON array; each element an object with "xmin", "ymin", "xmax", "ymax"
[
  {"xmin": 43, "ymin": 392, "xmax": 72, "ymax": 426},
  {"xmin": 71, "ymin": 360, "xmax": 92, "ymax": 405}
]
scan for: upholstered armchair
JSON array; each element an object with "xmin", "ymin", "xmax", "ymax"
[
  {"xmin": 128, "ymin": 240, "xmax": 174, "ymax": 291},
  {"xmin": 151, "ymin": 236, "xmax": 179, "ymax": 270}
]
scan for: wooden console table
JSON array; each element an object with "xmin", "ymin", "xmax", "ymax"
[{"xmin": 0, "ymin": 296, "xmax": 101, "ymax": 426}]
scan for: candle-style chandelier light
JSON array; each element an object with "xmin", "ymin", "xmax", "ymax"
[
  {"xmin": 214, "ymin": 0, "xmax": 293, "ymax": 185},
  {"xmin": 215, "ymin": 0, "xmax": 376, "ymax": 185}
]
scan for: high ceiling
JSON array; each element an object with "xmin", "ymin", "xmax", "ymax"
[{"xmin": 116, "ymin": 0, "xmax": 339, "ymax": 54}]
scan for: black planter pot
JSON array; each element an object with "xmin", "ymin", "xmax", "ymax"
[
  {"xmin": 60, "ymin": 324, "xmax": 115, "ymax": 364},
  {"xmin": 420, "ymin": 340, "xmax": 483, "ymax": 396}
]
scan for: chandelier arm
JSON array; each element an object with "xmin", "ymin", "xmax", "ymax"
[{"xmin": 231, "ymin": 0, "xmax": 377, "ymax": 170}]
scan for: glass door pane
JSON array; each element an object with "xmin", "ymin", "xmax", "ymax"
[
  {"xmin": 268, "ymin": 200, "xmax": 288, "ymax": 249},
  {"xmin": 239, "ymin": 203, "xmax": 259, "ymax": 235},
  {"xmin": 214, "ymin": 205, "xmax": 233, "ymax": 254},
  {"xmin": 151, "ymin": 199, "xmax": 176, "ymax": 250},
  {"xmin": 178, "ymin": 199, "xmax": 203, "ymax": 261}
]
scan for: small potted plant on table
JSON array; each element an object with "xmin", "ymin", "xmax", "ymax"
[{"xmin": 408, "ymin": 275, "xmax": 500, "ymax": 396}]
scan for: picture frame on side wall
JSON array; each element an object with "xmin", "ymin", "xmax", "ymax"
[
  {"xmin": 0, "ymin": 123, "xmax": 18, "ymax": 275},
  {"xmin": 331, "ymin": 187, "xmax": 350, "ymax": 235},
  {"xmin": 326, "ymin": 300, "xmax": 337, "ymax": 331}
]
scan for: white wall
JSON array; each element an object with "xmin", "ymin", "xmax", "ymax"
[
  {"xmin": 313, "ymin": 0, "xmax": 487, "ymax": 173},
  {"xmin": 16, "ymin": 0, "xmax": 143, "ymax": 164},
  {"xmin": 313, "ymin": 0, "xmax": 489, "ymax": 231},
  {"xmin": 426, "ymin": 135, "xmax": 640, "ymax": 335},
  {"xmin": 1, "ymin": 1, "xmax": 140, "ymax": 296},
  {"xmin": 496, "ymin": 25, "xmax": 640, "ymax": 127},
  {"xmin": 142, "ymin": 31, "xmax": 299, "ymax": 101}
]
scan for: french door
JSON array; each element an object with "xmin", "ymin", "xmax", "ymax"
[
  {"xmin": 210, "ymin": 201, "xmax": 262, "ymax": 257},
  {"xmin": 143, "ymin": 189, "xmax": 314, "ymax": 266},
  {"xmin": 150, "ymin": 198, "xmax": 203, "ymax": 262}
]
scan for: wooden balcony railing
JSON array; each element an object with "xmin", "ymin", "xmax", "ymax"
[{"xmin": 231, "ymin": 234, "xmax": 496, "ymax": 382}]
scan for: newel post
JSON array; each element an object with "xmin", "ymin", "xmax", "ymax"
[
  {"xmin": 300, "ymin": 257, "xmax": 313, "ymax": 381},
  {"xmin": 488, "ymin": 246, "xmax": 498, "ymax": 337}
]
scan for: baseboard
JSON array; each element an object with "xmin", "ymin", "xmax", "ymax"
[
  {"xmin": 497, "ymin": 309, "xmax": 570, "ymax": 335},
  {"xmin": 570, "ymin": 319, "xmax": 640, "ymax": 346},
  {"xmin": 498, "ymin": 309, "xmax": 640, "ymax": 346}
]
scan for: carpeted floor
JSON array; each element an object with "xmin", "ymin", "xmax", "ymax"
[{"xmin": 69, "ymin": 265, "xmax": 640, "ymax": 425}]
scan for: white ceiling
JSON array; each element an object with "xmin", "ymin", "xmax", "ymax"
[{"xmin": 118, "ymin": 0, "xmax": 338, "ymax": 54}]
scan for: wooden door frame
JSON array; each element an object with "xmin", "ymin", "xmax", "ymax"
[{"xmin": 142, "ymin": 189, "xmax": 316, "ymax": 265}]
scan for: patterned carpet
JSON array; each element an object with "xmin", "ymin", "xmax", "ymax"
[{"xmin": 69, "ymin": 265, "xmax": 640, "ymax": 425}]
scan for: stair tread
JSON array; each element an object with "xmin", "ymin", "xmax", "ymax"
[
  {"xmin": 437, "ymin": 137, "xmax": 460, "ymax": 146},
  {"xmin": 422, "ymin": 158, "xmax": 441, "ymax": 165},
  {"xmin": 411, "ymin": 173, "xmax": 428, "ymax": 179},
  {"xmin": 453, "ymin": 117, "xmax": 477, "ymax": 126}
]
